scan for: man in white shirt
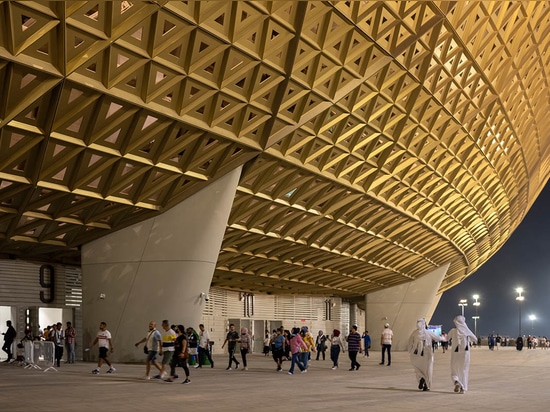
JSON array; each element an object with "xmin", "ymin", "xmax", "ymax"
[
  {"xmin": 90, "ymin": 321, "xmax": 115, "ymax": 374},
  {"xmin": 197, "ymin": 324, "xmax": 214, "ymax": 368}
]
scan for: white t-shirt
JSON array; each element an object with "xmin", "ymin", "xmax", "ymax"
[
  {"xmin": 97, "ymin": 330, "xmax": 111, "ymax": 348},
  {"xmin": 199, "ymin": 330, "xmax": 210, "ymax": 348}
]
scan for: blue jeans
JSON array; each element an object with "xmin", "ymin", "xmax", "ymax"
[
  {"xmin": 300, "ymin": 351, "xmax": 309, "ymax": 368},
  {"xmin": 66, "ymin": 342, "xmax": 75, "ymax": 363},
  {"xmin": 288, "ymin": 352, "xmax": 306, "ymax": 374},
  {"xmin": 330, "ymin": 345, "xmax": 340, "ymax": 367}
]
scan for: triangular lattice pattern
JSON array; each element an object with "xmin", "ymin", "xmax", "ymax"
[{"xmin": 0, "ymin": 1, "xmax": 549, "ymax": 300}]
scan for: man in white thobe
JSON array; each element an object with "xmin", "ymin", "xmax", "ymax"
[
  {"xmin": 448, "ymin": 315, "xmax": 477, "ymax": 394},
  {"xmin": 408, "ymin": 318, "xmax": 442, "ymax": 391}
]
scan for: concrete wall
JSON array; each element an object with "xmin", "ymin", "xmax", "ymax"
[
  {"xmin": 81, "ymin": 167, "xmax": 241, "ymax": 363},
  {"xmin": 365, "ymin": 264, "xmax": 448, "ymax": 351}
]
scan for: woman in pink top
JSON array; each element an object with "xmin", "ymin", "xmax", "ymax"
[{"xmin": 288, "ymin": 327, "xmax": 308, "ymax": 375}]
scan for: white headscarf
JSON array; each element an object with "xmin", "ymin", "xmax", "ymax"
[
  {"xmin": 453, "ymin": 315, "xmax": 475, "ymax": 352},
  {"xmin": 408, "ymin": 318, "xmax": 428, "ymax": 355}
]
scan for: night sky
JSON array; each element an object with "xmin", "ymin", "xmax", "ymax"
[{"xmin": 431, "ymin": 182, "xmax": 550, "ymax": 339}]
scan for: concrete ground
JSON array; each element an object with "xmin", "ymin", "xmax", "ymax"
[{"xmin": 1, "ymin": 346, "xmax": 547, "ymax": 411}]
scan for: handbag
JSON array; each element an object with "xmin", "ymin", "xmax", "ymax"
[{"xmin": 143, "ymin": 330, "xmax": 154, "ymax": 354}]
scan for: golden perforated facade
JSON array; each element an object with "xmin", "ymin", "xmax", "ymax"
[{"xmin": 1, "ymin": 1, "xmax": 549, "ymax": 300}]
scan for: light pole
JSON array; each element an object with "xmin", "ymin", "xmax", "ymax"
[
  {"xmin": 472, "ymin": 316, "xmax": 480, "ymax": 339},
  {"xmin": 472, "ymin": 294, "xmax": 480, "ymax": 338},
  {"xmin": 529, "ymin": 314, "xmax": 536, "ymax": 335},
  {"xmin": 516, "ymin": 287, "xmax": 524, "ymax": 337},
  {"xmin": 458, "ymin": 299, "xmax": 468, "ymax": 316}
]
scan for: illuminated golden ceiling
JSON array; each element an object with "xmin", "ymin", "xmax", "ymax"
[{"xmin": 1, "ymin": 1, "xmax": 549, "ymax": 298}]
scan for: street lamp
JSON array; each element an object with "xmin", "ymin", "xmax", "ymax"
[
  {"xmin": 516, "ymin": 287, "xmax": 524, "ymax": 337},
  {"xmin": 529, "ymin": 314, "xmax": 536, "ymax": 335},
  {"xmin": 458, "ymin": 299, "xmax": 468, "ymax": 316},
  {"xmin": 472, "ymin": 316, "xmax": 480, "ymax": 340},
  {"xmin": 472, "ymin": 294, "xmax": 480, "ymax": 338}
]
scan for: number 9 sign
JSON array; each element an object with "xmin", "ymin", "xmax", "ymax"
[{"xmin": 39, "ymin": 264, "xmax": 55, "ymax": 303}]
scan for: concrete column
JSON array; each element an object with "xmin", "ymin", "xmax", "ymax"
[
  {"xmin": 81, "ymin": 167, "xmax": 241, "ymax": 362},
  {"xmin": 365, "ymin": 263, "xmax": 448, "ymax": 351},
  {"xmin": 349, "ymin": 303, "xmax": 358, "ymax": 327}
]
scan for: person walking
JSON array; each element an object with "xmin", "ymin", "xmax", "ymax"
[
  {"xmin": 198, "ymin": 324, "xmax": 214, "ymax": 368},
  {"xmin": 441, "ymin": 330, "xmax": 448, "ymax": 353},
  {"xmin": 221, "ymin": 323, "xmax": 240, "ymax": 370},
  {"xmin": 380, "ymin": 323, "xmax": 393, "ymax": 366},
  {"xmin": 263, "ymin": 332, "xmax": 271, "ymax": 357},
  {"xmin": 346, "ymin": 325, "xmax": 362, "ymax": 371},
  {"xmin": 330, "ymin": 329, "xmax": 345, "ymax": 370},
  {"xmin": 448, "ymin": 315, "xmax": 477, "ymax": 394},
  {"xmin": 408, "ymin": 318, "xmax": 442, "ymax": 391},
  {"xmin": 315, "ymin": 330, "xmax": 327, "ymax": 360},
  {"xmin": 165, "ymin": 325, "xmax": 190, "ymax": 384},
  {"xmin": 65, "ymin": 321, "xmax": 76, "ymax": 364},
  {"xmin": 239, "ymin": 327, "xmax": 252, "ymax": 370},
  {"xmin": 300, "ymin": 327, "xmax": 315, "ymax": 369},
  {"xmin": 287, "ymin": 327, "xmax": 308, "ymax": 375},
  {"xmin": 283, "ymin": 329, "xmax": 291, "ymax": 360},
  {"xmin": 155, "ymin": 320, "xmax": 176, "ymax": 379},
  {"xmin": 362, "ymin": 331, "xmax": 371, "ymax": 357},
  {"xmin": 187, "ymin": 327, "xmax": 200, "ymax": 366},
  {"xmin": 271, "ymin": 328, "xmax": 286, "ymax": 372},
  {"xmin": 134, "ymin": 321, "xmax": 162, "ymax": 379},
  {"xmin": 2, "ymin": 320, "xmax": 17, "ymax": 362},
  {"xmin": 89, "ymin": 321, "xmax": 115, "ymax": 374}
]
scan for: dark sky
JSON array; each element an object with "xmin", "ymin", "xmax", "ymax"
[{"xmin": 431, "ymin": 182, "xmax": 550, "ymax": 338}]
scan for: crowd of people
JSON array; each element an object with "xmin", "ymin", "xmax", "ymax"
[
  {"xmin": 1, "ymin": 315, "xmax": 505, "ymax": 394},
  {"xmin": 1, "ymin": 320, "xmax": 76, "ymax": 367},
  {"xmin": 524, "ymin": 335, "xmax": 549, "ymax": 349},
  {"xmin": 261, "ymin": 325, "xmax": 378, "ymax": 373},
  {"xmin": 131, "ymin": 320, "xmax": 216, "ymax": 384}
]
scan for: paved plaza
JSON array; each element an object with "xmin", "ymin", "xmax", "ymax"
[{"xmin": 1, "ymin": 346, "xmax": 547, "ymax": 411}]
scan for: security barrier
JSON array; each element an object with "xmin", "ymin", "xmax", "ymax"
[{"xmin": 22, "ymin": 341, "xmax": 57, "ymax": 372}]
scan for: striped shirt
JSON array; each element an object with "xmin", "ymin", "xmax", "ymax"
[
  {"xmin": 161, "ymin": 328, "xmax": 177, "ymax": 351},
  {"xmin": 347, "ymin": 332, "xmax": 361, "ymax": 351},
  {"xmin": 381, "ymin": 328, "xmax": 393, "ymax": 345}
]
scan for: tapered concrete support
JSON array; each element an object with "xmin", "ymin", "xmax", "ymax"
[
  {"xmin": 365, "ymin": 263, "xmax": 449, "ymax": 351},
  {"xmin": 81, "ymin": 167, "xmax": 241, "ymax": 362}
]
